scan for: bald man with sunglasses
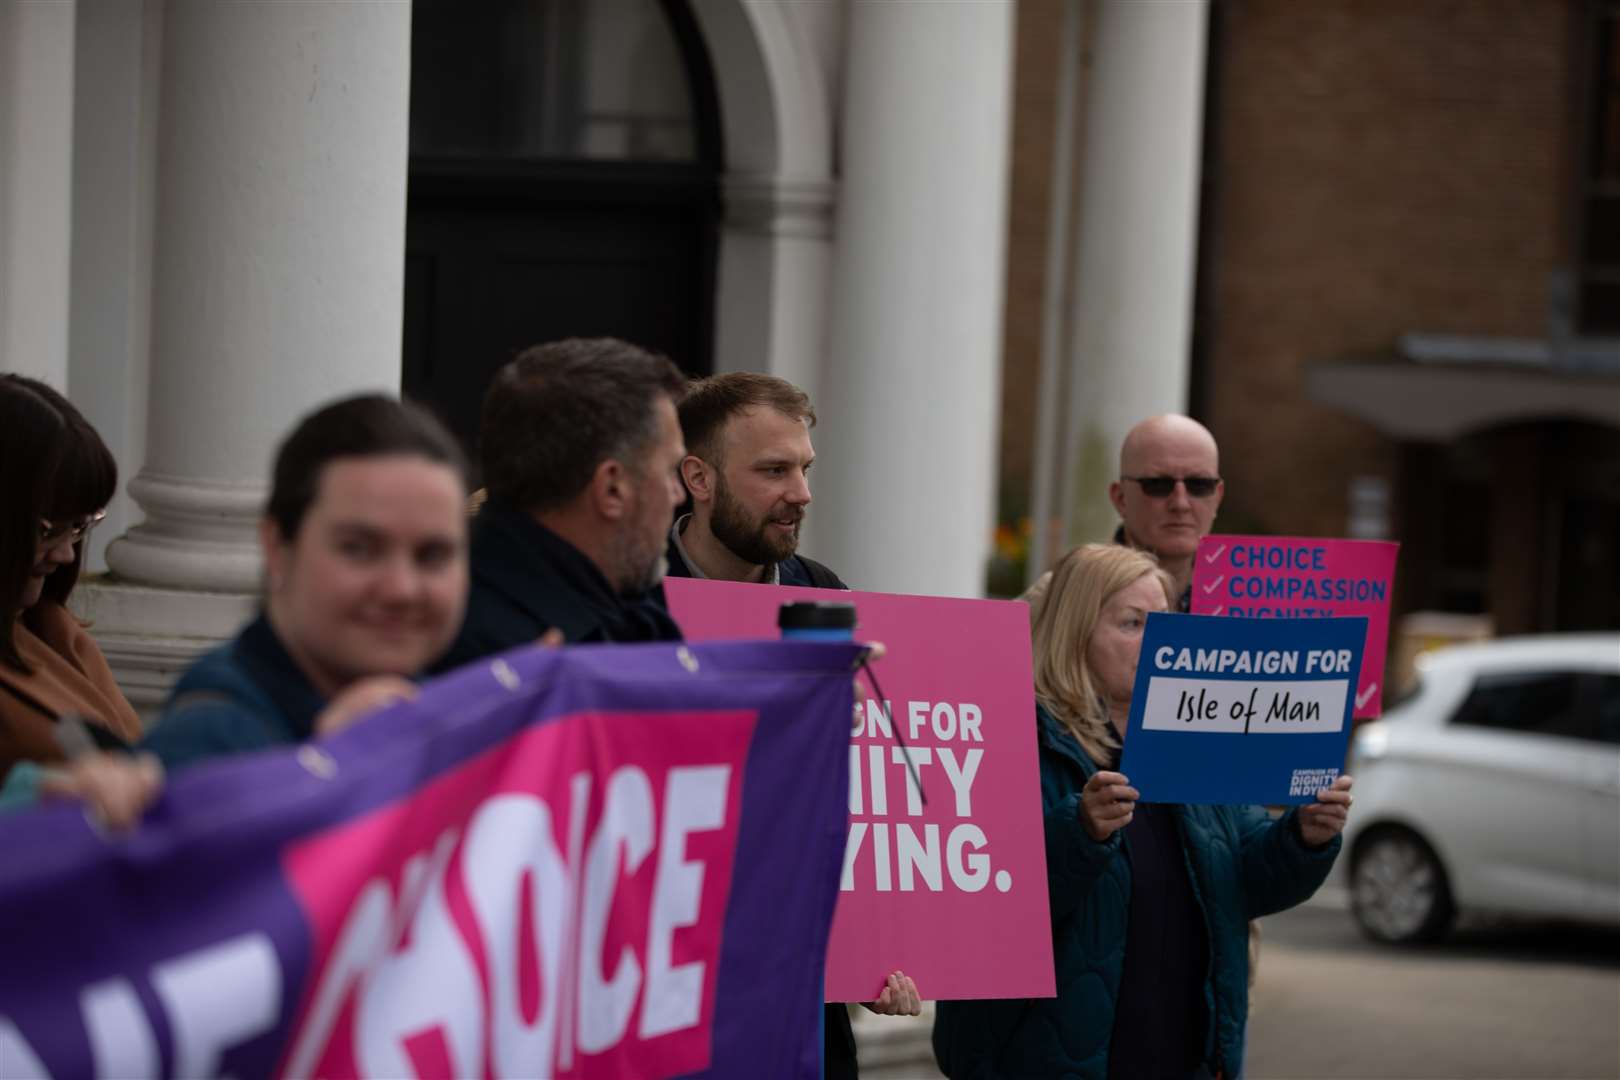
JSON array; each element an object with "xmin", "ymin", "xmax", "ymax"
[
  {"xmin": 1107, "ymin": 414, "xmax": 1267, "ymax": 1051},
  {"xmin": 1108, "ymin": 414, "xmax": 1225, "ymax": 610}
]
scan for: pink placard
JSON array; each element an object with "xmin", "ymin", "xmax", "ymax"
[
  {"xmin": 663, "ymin": 577, "xmax": 1056, "ymax": 1003},
  {"xmin": 1190, "ymin": 535, "xmax": 1399, "ymax": 718}
]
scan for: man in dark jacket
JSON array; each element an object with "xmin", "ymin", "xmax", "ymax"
[
  {"xmin": 1105, "ymin": 413, "xmax": 1277, "ymax": 1075},
  {"xmin": 436, "ymin": 338, "xmax": 688, "ymax": 670},
  {"xmin": 664, "ymin": 371, "xmax": 847, "ymax": 589},
  {"xmin": 664, "ymin": 371, "xmax": 919, "ymax": 1078}
]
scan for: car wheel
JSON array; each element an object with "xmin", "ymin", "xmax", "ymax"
[{"xmin": 1350, "ymin": 827, "xmax": 1455, "ymax": 944}]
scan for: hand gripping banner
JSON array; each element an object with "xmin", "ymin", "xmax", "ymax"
[{"xmin": 0, "ymin": 639, "xmax": 859, "ymax": 1080}]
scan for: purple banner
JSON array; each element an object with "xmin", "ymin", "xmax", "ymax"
[{"xmin": 0, "ymin": 640, "xmax": 858, "ymax": 1079}]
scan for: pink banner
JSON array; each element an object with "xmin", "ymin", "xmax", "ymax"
[
  {"xmin": 1190, "ymin": 535, "xmax": 1399, "ymax": 718},
  {"xmin": 664, "ymin": 578, "xmax": 1055, "ymax": 1003},
  {"xmin": 281, "ymin": 708, "xmax": 755, "ymax": 1079},
  {"xmin": 0, "ymin": 640, "xmax": 854, "ymax": 1079}
]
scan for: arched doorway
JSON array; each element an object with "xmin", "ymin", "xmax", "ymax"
[{"xmin": 403, "ymin": 0, "xmax": 723, "ymax": 453}]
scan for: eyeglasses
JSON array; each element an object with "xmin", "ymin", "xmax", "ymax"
[
  {"xmin": 1123, "ymin": 475, "xmax": 1221, "ymax": 498},
  {"xmin": 38, "ymin": 509, "xmax": 108, "ymax": 546}
]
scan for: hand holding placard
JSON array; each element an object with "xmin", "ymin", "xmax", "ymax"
[
  {"xmin": 1297, "ymin": 774, "xmax": 1355, "ymax": 847},
  {"xmin": 1079, "ymin": 771, "xmax": 1138, "ymax": 842},
  {"xmin": 861, "ymin": 971, "xmax": 922, "ymax": 1016}
]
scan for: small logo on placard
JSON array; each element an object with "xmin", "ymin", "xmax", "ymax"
[{"xmin": 1288, "ymin": 767, "xmax": 1339, "ymax": 797}]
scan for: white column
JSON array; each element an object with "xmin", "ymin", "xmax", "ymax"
[
  {"xmin": 1059, "ymin": 0, "xmax": 1209, "ymax": 547},
  {"xmin": 68, "ymin": 0, "xmax": 161, "ymax": 573},
  {"xmin": 0, "ymin": 0, "xmax": 77, "ymax": 387},
  {"xmin": 68, "ymin": 0, "xmax": 410, "ymax": 708},
  {"xmin": 692, "ymin": 0, "xmax": 838, "ymax": 403},
  {"xmin": 104, "ymin": 0, "xmax": 412, "ymax": 594},
  {"xmin": 814, "ymin": 0, "xmax": 1014, "ymax": 598},
  {"xmin": 690, "ymin": 0, "xmax": 842, "ymax": 556},
  {"xmin": 712, "ymin": 176, "xmax": 836, "ymax": 396}
]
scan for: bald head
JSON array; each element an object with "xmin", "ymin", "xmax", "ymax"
[
  {"xmin": 1118, "ymin": 415, "xmax": 1220, "ymax": 477},
  {"xmin": 1109, "ymin": 414, "xmax": 1224, "ymax": 567}
]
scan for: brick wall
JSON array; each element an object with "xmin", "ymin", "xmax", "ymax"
[
  {"xmin": 995, "ymin": 0, "xmax": 1577, "ymax": 561},
  {"xmin": 1200, "ymin": 0, "xmax": 1575, "ymax": 537}
]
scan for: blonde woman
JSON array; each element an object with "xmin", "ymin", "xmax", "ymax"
[{"xmin": 934, "ymin": 544, "xmax": 1352, "ymax": 1080}]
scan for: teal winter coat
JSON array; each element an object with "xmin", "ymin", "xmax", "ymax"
[{"xmin": 932, "ymin": 705, "xmax": 1341, "ymax": 1079}]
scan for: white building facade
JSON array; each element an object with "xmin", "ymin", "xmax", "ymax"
[{"xmin": 1, "ymin": 0, "xmax": 1209, "ymax": 705}]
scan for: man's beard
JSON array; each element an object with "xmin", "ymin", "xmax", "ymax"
[
  {"xmin": 624, "ymin": 550, "xmax": 668, "ymax": 596},
  {"xmin": 611, "ymin": 512, "xmax": 670, "ymax": 596},
  {"xmin": 711, "ymin": 474, "xmax": 801, "ymax": 567}
]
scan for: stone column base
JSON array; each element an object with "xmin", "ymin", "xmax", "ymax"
[{"xmin": 69, "ymin": 577, "xmax": 257, "ymax": 715}]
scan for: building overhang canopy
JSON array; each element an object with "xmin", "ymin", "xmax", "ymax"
[{"xmin": 1306, "ymin": 333, "xmax": 1620, "ymax": 441}]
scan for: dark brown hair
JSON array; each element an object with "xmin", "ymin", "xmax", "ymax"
[
  {"xmin": 479, "ymin": 338, "xmax": 686, "ymax": 512},
  {"xmin": 266, "ymin": 395, "xmax": 467, "ymax": 542},
  {"xmin": 678, "ymin": 371, "xmax": 816, "ymax": 465},
  {"xmin": 0, "ymin": 375, "xmax": 119, "ymax": 670}
]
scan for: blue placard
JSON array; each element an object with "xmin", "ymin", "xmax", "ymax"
[{"xmin": 1118, "ymin": 613, "xmax": 1366, "ymax": 805}]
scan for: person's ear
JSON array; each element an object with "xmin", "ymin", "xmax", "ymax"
[
  {"xmin": 1108, "ymin": 480, "xmax": 1128, "ymax": 518},
  {"xmin": 680, "ymin": 455, "xmax": 714, "ymax": 505},
  {"xmin": 259, "ymin": 518, "xmax": 289, "ymax": 592},
  {"xmin": 591, "ymin": 458, "xmax": 631, "ymax": 521}
]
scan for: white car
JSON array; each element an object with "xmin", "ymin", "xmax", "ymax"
[{"xmin": 1343, "ymin": 634, "xmax": 1620, "ymax": 943}]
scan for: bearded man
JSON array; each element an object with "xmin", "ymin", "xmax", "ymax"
[
  {"xmin": 666, "ymin": 372, "xmax": 846, "ymax": 589},
  {"xmin": 666, "ymin": 372, "xmax": 924, "ymax": 1079}
]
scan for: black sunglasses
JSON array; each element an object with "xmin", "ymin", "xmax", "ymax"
[{"xmin": 1123, "ymin": 475, "xmax": 1221, "ymax": 498}]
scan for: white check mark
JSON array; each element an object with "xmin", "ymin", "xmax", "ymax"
[
  {"xmin": 1204, "ymin": 543, "xmax": 1227, "ymax": 564},
  {"xmin": 1211, "ymin": 605, "xmax": 1225, "ymax": 616},
  {"xmin": 1202, "ymin": 575, "xmax": 1225, "ymax": 594},
  {"xmin": 1355, "ymin": 683, "xmax": 1378, "ymax": 710}
]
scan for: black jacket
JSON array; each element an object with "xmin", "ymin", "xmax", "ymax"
[
  {"xmin": 435, "ymin": 503, "xmax": 683, "ymax": 674},
  {"xmin": 1112, "ymin": 524, "xmax": 1192, "ymax": 612}
]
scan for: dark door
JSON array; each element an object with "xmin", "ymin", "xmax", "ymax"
[{"xmin": 404, "ymin": 0, "xmax": 721, "ymax": 457}]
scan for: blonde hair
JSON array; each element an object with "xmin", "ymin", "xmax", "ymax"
[
  {"xmin": 1031, "ymin": 544, "xmax": 1173, "ymax": 764},
  {"xmin": 1019, "ymin": 569, "xmax": 1054, "ymax": 628}
]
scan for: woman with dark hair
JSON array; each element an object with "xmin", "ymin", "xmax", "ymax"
[
  {"xmin": 20, "ymin": 394, "xmax": 470, "ymax": 823},
  {"xmin": 933, "ymin": 544, "xmax": 1353, "ymax": 1080},
  {"xmin": 0, "ymin": 375, "xmax": 140, "ymax": 782}
]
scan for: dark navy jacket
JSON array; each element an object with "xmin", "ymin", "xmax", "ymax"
[
  {"xmin": 435, "ymin": 503, "xmax": 683, "ymax": 674},
  {"xmin": 932, "ymin": 705, "xmax": 1340, "ymax": 1079},
  {"xmin": 139, "ymin": 615, "xmax": 322, "ymax": 772}
]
